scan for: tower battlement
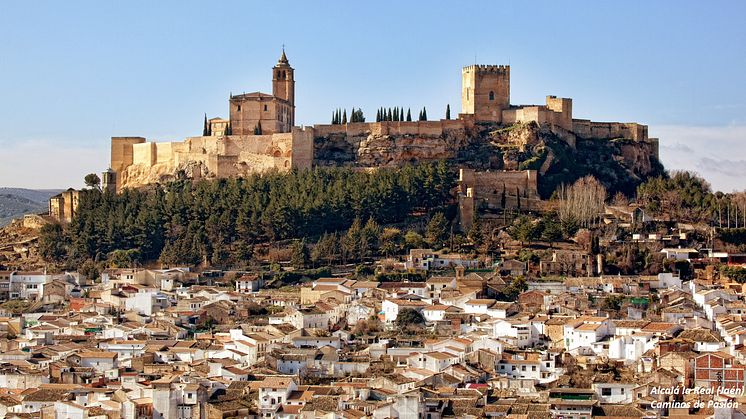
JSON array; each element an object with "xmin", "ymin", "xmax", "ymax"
[{"xmin": 462, "ymin": 64, "xmax": 510, "ymax": 74}]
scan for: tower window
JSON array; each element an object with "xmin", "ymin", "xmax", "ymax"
[
  {"xmin": 237, "ymin": 105, "xmax": 241, "ymax": 112},
  {"xmin": 489, "ymin": 91, "xmax": 495, "ymax": 101},
  {"xmin": 264, "ymin": 105, "xmax": 268, "ymax": 111}
]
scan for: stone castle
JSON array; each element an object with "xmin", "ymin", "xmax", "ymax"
[{"xmin": 107, "ymin": 50, "xmax": 658, "ymax": 192}]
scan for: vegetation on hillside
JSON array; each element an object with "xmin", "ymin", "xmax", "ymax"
[{"xmin": 40, "ymin": 163, "xmax": 454, "ymax": 269}]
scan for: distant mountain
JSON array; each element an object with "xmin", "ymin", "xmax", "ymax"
[{"xmin": 0, "ymin": 188, "xmax": 62, "ymax": 227}]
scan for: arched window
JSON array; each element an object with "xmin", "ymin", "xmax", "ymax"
[
  {"xmin": 282, "ymin": 70, "xmax": 286, "ymax": 79},
  {"xmin": 276, "ymin": 71, "xmax": 281, "ymax": 79},
  {"xmin": 489, "ymin": 91, "xmax": 495, "ymax": 101}
]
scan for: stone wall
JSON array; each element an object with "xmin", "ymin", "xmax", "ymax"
[
  {"xmin": 311, "ymin": 119, "xmax": 468, "ymax": 139},
  {"xmin": 113, "ymin": 128, "xmax": 313, "ymax": 189},
  {"xmin": 572, "ymin": 119, "xmax": 648, "ymax": 141},
  {"xmin": 457, "ymin": 168, "xmax": 541, "ymax": 230}
]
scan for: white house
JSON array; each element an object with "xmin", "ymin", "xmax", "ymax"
[{"xmin": 259, "ymin": 377, "xmax": 297, "ymax": 416}]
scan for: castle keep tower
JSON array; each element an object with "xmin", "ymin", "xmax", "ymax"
[
  {"xmin": 229, "ymin": 49, "xmax": 296, "ymax": 135},
  {"xmin": 461, "ymin": 65, "xmax": 510, "ymax": 122}
]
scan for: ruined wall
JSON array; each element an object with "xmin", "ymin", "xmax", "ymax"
[
  {"xmin": 457, "ymin": 168, "xmax": 542, "ymax": 231},
  {"xmin": 572, "ymin": 119, "xmax": 648, "ymax": 141},
  {"xmin": 459, "ymin": 168, "xmax": 539, "ymax": 199}
]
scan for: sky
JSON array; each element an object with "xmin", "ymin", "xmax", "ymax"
[{"xmin": 1, "ymin": 1, "xmax": 745, "ymax": 191}]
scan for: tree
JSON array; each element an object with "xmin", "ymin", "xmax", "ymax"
[
  {"xmin": 404, "ymin": 230, "xmax": 425, "ymax": 250},
  {"xmin": 342, "ymin": 109, "xmax": 347, "ymax": 124},
  {"xmin": 312, "ymin": 233, "xmax": 338, "ymax": 266},
  {"xmin": 406, "ymin": 108, "xmax": 412, "ymax": 121},
  {"xmin": 421, "ymin": 107, "xmax": 427, "ymax": 121},
  {"xmin": 509, "ymin": 216, "xmax": 539, "ymax": 246},
  {"xmin": 342, "ymin": 218, "xmax": 363, "ymax": 262},
  {"xmin": 84, "ymin": 173, "xmax": 101, "ymax": 190},
  {"xmin": 501, "ymin": 184, "xmax": 507, "ymax": 209},
  {"xmin": 39, "ymin": 223, "xmax": 67, "ymax": 262},
  {"xmin": 557, "ymin": 175, "xmax": 607, "ymax": 228},
  {"xmin": 79, "ymin": 259, "xmax": 100, "ymax": 282},
  {"xmin": 395, "ymin": 308, "xmax": 425, "ymax": 328},
  {"xmin": 467, "ymin": 216, "xmax": 484, "ymax": 247},
  {"xmin": 360, "ymin": 217, "xmax": 381, "ymax": 258},
  {"xmin": 202, "ymin": 113, "xmax": 210, "ymax": 136},
  {"xmin": 291, "ymin": 239, "xmax": 309, "ymax": 268},
  {"xmin": 445, "ymin": 104, "xmax": 451, "ymax": 120},
  {"xmin": 541, "ymin": 217, "xmax": 563, "ymax": 248},
  {"xmin": 516, "ymin": 187, "xmax": 521, "ymax": 210},
  {"xmin": 425, "ymin": 212, "xmax": 449, "ymax": 248},
  {"xmin": 380, "ymin": 228, "xmax": 403, "ymax": 257},
  {"xmin": 376, "ymin": 109, "xmax": 381, "ymax": 122}
]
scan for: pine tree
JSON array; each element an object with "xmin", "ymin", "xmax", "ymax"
[
  {"xmin": 406, "ymin": 108, "xmax": 412, "ymax": 121},
  {"xmin": 446, "ymin": 104, "xmax": 451, "ymax": 120},
  {"xmin": 342, "ymin": 109, "xmax": 347, "ymax": 124}
]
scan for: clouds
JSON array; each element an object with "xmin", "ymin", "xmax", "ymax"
[
  {"xmin": 651, "ymin": 125, "xmax": 746, "ymax": 192},
  {"xmin": 0, "ymin": 139, "xmax": 108, "ymax": 189}
]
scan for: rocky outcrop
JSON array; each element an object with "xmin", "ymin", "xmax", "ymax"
[{"xmin": 314, "ymin": 121, "xmax": 663, "ymax": 197}]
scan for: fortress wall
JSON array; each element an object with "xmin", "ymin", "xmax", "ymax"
[
  {"xmin": 111, "ymin": 137, "xmax": 146, "ymax": 173},
  {"xmin": 572, "ymin": 119, "xmax": 648, "ymax": 141},
  {"xmin": 460, "ymin": 168, "xmax": 538, "ymax": 198},
  {"xmin": 132, "ymin": 142, "xmax": 156, "ymax": 167},
  {"xmin": 291, "ymin": 128, "xmax": 314, "ymax": 169},
  {"xmin": 311, "ymin": 120, "xmax": 465, "ymax": 139},
  {"xmin": 155, "ymin": 142, "xmax": 174, "ymax": 165}
]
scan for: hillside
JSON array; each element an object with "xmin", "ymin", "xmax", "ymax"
[
  {"xmin": 315, "ymin": 121, "xmax": 664, "ymax": 197},
  {"xmin": 0, "ymin": 188, "xmax": 61, "ymax": 227}
]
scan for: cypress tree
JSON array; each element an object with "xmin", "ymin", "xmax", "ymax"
[
  {"xmin": 406, "ymin": 108, "xmax": 412, "ymax": 121},
  {"xmin": 203, "ymin": 113, "xmax": 209, "ymax": 136},
  {"xmin": 333, "ymin": 110, "xmax": 337, "ymax": 124},
  {"xmin": 394, "ymin": 107, "xmax": 399, "ymax": 122},
  {"xmin": 418, "ymin": 110, "xmax": 423, "ymax": 121},
  {"xmin": 446, "ymin": 104, "xmax": 451, "ymax": 120},
  {"xmin": 342, "ymin": 109, "xmax": 347, "ymax": 124},
  {"xmin": 422, "ymin": 107, "xmax": 427, "ymax": 121},
  {"xmin": 376, "ymin": 109, "xmax": 381, "ymax": 122},
  {"xmin": 387, "ymin": 108, "xmax": 392, "ymax": 121}
]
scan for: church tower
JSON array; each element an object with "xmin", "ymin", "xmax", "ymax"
[{"xmin": 272, "ymin": 48, "xmax": 295, "ymax": 128}]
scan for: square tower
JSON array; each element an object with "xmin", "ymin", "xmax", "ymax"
[{"xmin": 462, "ymin": 65, "xmax": 510, "ymax": 122}]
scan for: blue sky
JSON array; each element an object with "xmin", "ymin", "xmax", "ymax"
[{"xmin": 1, "ymin": 1, "xmax": 745, "ymax": 191}]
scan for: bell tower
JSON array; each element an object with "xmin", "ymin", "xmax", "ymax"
[{"xmin": 272, "ymin": 48, "xmax": 295, "ymax": 128}]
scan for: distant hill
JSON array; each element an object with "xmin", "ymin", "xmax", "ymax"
[{"xmin": 0, "ymin": 188, "xmax": 62, "ymax": 227}]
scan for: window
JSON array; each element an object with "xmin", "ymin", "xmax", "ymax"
[
  {"xmin": 264, "ymin": 105, "xmax": 268, "ymax": 111},
  {"xmin": 601, "ymin": 388, "xmax": 612, "ymax": 396},
  {"xmin": 237, "ymin": 105, "xmax": 241, "ymax": 112},
  {"xmin": 489, "ymin": 91, "xmax": 495, "ymax": 101}
]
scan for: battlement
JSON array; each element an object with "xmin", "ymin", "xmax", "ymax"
[{"xmin": 463, "ymin": 64, "xmax": 510, "ymax": 74}]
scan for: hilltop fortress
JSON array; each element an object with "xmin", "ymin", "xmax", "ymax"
[{"xmin": 109, "ymin": 50, "xmax": 659, "ymax": 191}]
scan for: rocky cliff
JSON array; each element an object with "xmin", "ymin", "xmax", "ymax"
[{"xmin": 314, "ymin": 121, "xmax": 664, "ymax": 197}]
